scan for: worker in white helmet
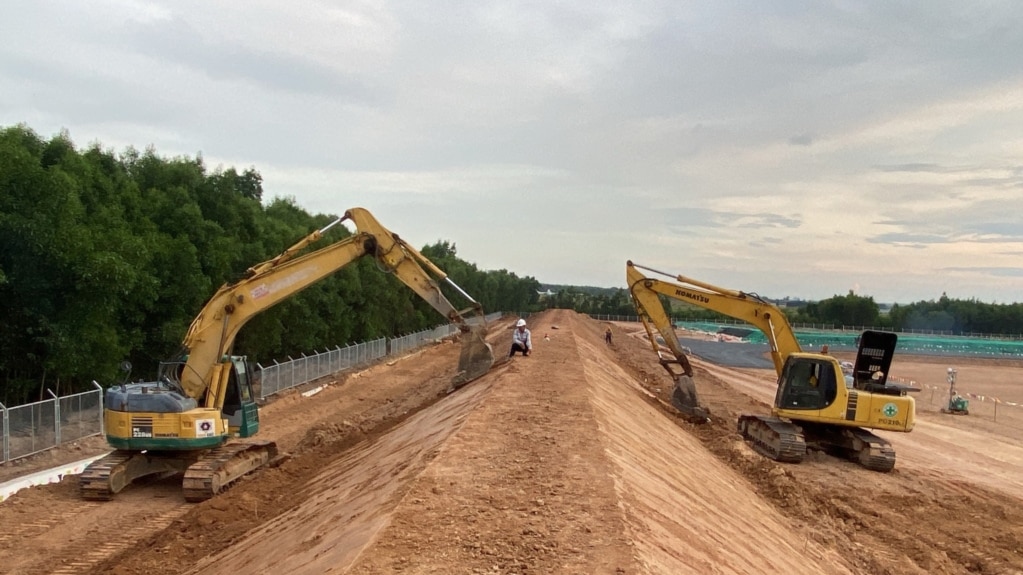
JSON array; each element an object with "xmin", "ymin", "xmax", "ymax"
[{"xmin": 510, "ymin": 318, "xmax": 532, "ymax": 357}]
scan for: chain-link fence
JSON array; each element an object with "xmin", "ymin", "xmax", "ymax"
[
  {"xmin": 1, "ymin": 314, "xmax": 504, "ymax": 464},
  {"xmin": 258, "ymin": 338, "xmax": 389, "ymax": 399},
  {"xmin": 257, "ymin": 313, "xmax": 500, "ymax": 400},
  {"xmin": 1, "ymin": 383, "xmax": 104, "ymax": 464},
  {"xmin": 389, "ymin": 324, "xmax": 459, "ymax": 357}
]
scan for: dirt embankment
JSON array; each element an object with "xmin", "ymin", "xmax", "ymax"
[{"xmin": 1, "ymin": 311, "xmax": 1021, "ymax": 575}]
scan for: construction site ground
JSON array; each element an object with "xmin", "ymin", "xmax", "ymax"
[{"xmin": 1, "ymin": 309, "xmax": 1022, "ymax": 574}]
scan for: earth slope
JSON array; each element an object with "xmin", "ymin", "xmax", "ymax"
[{"xmin": 0, "ymin": 309, "xmax": 1021, "ymax": 574}]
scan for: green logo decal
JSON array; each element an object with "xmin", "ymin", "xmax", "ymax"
[{"xmin": 882, "ymin": 403, "xmax": 898, "ymax": 418}]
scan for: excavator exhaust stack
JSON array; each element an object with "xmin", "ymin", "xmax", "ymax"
[
  {"xmin": 450, "ymin": 325, "xmax": 495, "ymax": 389},
  {"xmin": 671, "ymin": 375, "xmax": 711, "ymax": 423}
]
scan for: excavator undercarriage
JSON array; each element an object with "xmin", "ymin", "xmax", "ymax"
[
  {"xmin": 736, "ymin": 416, "xmax": 896, "ymax": 472},
  {"xmin": 80, "ymin": 440, "xmax": 280, "ymax": 502}
]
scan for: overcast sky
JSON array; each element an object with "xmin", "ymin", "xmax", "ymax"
[{"xmin": 3, "ymin": 1, "xmax": 1023, "ymax": 303}]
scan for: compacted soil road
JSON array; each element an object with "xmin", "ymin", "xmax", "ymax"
[{"xmin": 1, "ymin": 310, "xmax": 1021, "ymax": 574}]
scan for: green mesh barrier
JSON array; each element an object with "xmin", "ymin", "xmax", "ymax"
[{"xmin": 677, "ymin": 321, "xmax": 1023, "ymax": 358}]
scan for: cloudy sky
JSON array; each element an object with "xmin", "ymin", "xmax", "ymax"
[{"xmin": 3, "ymin": 1, "xmax": 1023, "ymax": 303}]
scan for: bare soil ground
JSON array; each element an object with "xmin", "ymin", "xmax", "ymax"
[{"xmin": 1, "ymin": 310, "xmax": 1022, "ymax": 574}]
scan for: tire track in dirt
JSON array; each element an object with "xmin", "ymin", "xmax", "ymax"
[
  {"xmin": 346, "ymin": 309, "xmax": 638, "ymax": 574},
  {"xmin": 0, "ymin": 478, "xmax": 189, "ymax": 575},
  {"xmin": 44, "ymin": 505, "xmax": 188, "ymax": 575},
  {"xmin": 0, "ymin": 499, "xmax": 99, "ymax": 549}
]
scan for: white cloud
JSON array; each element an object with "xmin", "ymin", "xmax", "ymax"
[{"xmin": 2, "ymin": 0, "xmax": 1023, "ymax": 303}]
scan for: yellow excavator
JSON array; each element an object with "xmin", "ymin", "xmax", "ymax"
[
  {"xmin": 626, "ymin": 260, "xmax": 915, "ymax": 472},
  {"xmin": 80, "ymin": 208, "xmax": 496, "ymax": 501}
]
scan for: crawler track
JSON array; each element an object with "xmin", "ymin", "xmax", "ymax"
[
  {"xmin": 182, "ymin": 440, "xmax": 278, "ymax": 502},
  {"xmin": 80, "ymin": 441, "xmax": 278, "ymax": 502},
  {"xmin": 79, "ymin": 450, "xmax": 136, "ymax": 501},
  {"xmin": 844, "ymin": 427, "xmax": 897, "ymax": 472},
  {"xmin": 737, "ymin": 415, "xmax": 806, "ymax": 463}
]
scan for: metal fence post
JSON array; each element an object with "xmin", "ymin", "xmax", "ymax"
[
  {"xmin": 92, "ymin": 381, "xmax": 105, "ymax": 436},
  {"xmin": 1, "ymin": 401, "xmax": 7, "ymax": 464},
  {"xmin": 47, "ymin": 389, "xmax": 61, "ymax": 445}
]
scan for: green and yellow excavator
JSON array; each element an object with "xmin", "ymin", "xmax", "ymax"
[
  {"xmin": 80, "ymin": 208, "xmax": 495, "ymax": 501},
  {"xmin": 626, "ymin": 260, "xmax": 916, "ymax": 472}
]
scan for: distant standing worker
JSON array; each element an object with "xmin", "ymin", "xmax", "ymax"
[
  {"xmin": 510, "ymin": 318, "xmax": 532, "ymax": 357},
  {"xmin": 605, "ymin": 326, "xmax": 613, "ymax": 345}
]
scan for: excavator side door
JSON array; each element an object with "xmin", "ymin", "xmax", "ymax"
[
  {"xmin": 223, "ymin": 357, "xmax": 261, "ymax": 438},
  {"xmin": 852, "ymin": 330, "xmax": 898, "ymax": 390}
]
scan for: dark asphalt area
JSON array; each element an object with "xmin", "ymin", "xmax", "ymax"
[{"xmin": 678, "ymin": 338, "xmax": 774, "ymax": 369}]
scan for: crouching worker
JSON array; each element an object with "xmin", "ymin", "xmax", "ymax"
[{"xmin": 510, "ymin": 318, "xmax": 532, "ymax": 357}]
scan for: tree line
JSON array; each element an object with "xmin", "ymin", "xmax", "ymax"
[
  {"xmin": 538, "ymin": 285, "xmax": 1023, "ymax": 338},
  {"xmin": 0, "ymin": 125, "xmax": 540, "ymax": 406},
  {"xmin": 5, "ymin": 125, "xmax": 1018, "ymax": 406},
  {"xmin": 785, "ymin": 291, "xmax": 1023, "ymax": 336}
]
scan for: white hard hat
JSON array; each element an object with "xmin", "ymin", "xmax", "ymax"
[{"xmin": 516, "ymin": 319, "xmax": 526, "ymax": 327}]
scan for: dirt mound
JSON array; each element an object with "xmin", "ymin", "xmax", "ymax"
[
  {"xmin": 296, "ymin": 419, "xmax": 366, "ymax": 450},
  {"xmin": 606, "ymin": 317, "xmax": 1023, "ymax": 575},
  {"xmin": 2, "ymin": 311, "xmax": 1022, "ymax": 574}
]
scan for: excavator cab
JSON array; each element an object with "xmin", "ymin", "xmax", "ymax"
[{"xmin": 775, "ymin": 356, "xmax": 839, "ymax": 411}]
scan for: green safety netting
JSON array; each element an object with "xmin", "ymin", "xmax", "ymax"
[{"xmin": 677, "ymin": 321, "xmax": 1023, "ymax": 358}]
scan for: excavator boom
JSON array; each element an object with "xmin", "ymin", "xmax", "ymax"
[
  {"xmin": 627, "ymin": 260, "xmax": 801, "ymax": 422},
  {"xmin": 177, "ymin": 207, "xmax": 493, "ymax": 403}
]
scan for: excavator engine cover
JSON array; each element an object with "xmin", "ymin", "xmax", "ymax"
[{"xmin": 451, "ymin": 326, "xmax": 495, "ymax": 389}]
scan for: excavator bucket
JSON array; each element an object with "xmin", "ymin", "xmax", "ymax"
[
  {"xmin": 671, "ymin": 375, "xmax": 710, "ymax": 423},
  {"xmin": 450, "ymin": 325, "xmax": 495, "ymax": 389}
]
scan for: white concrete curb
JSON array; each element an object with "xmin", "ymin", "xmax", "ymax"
[{"xmin": 0, "ymin": 453, "xmax": 110, "ymax": 503}]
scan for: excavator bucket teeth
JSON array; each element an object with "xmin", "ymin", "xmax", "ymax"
[
  {"xmin": 450, "ymin": 326, "xmax": 495, "ymax": 389},
  {"xmin": 671, "ymin": 375, "xmax": 710, "ymax": 423}
]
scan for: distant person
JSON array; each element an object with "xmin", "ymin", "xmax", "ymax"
[
  {"xmin": 605, "ymin": 326, "xmax": 613, "ymax": 345},
  {"xmin": 510, "ymin": 318, "xmax": 532, "ymax": 357}
]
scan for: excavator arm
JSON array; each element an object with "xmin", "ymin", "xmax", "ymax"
[
  {"xmin": 175, "ymin": 207, "xmax": 494, "ymax": 405},
  {"xmin": 626, "ymin": 261, "xmax": 801, "ymax": 375},
  {"xmin": 626, "ymin": 260, "xmax": 803, "ymax": 422}
]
